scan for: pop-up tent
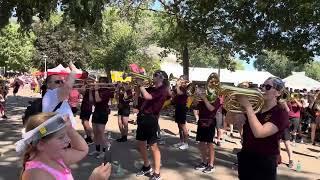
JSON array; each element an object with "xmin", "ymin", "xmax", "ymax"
[
  {"xmin": 47, "ymin": 64, "xmax": 84, "ymax": 79},
  {"xmin": 283, "ymin": 72, "xmax": 320, "ymax": 91}
]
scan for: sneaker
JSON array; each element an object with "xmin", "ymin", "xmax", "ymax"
[
  {"xmin": 291, "ymin": 142, "xmax": 296, "ymax": 147},
  {"xmin": 85, "ymin": 137, "xmax": 94, "ymax": 145},
  {"xmin": 96, "ymin": 152, "xmax": 104, "ymax": 159},
  {"xmin": 312, "ymin": 142, "xmax": 316, "ymax": 146},
  {"xmin": 1, "ymin": 115, "xmax": 7, "ymax": 119},
  {"xmin": 116, "ymin": 136, "xmax": 127, "ymax": 142},
  {"xmin": 150, "ymin": 173, "xmax": 162, "ymax": 180},
  {"xmin": 173, "ymin": 142, "xmax": 183, "ymax": 148},
  {"xmin": 88, "ymin": 150, "xmax": 99, "ymax": 156},
  {"xmin": 288, "ymin": 160, "xmax": 294, "ymax": 168},
  {"xmin": 195, "ymin": 162, "xmax": 207, "ymax": 170},
  {"xmin": 179, "ymin": 143, "xmax": 189, "ymax": 150},
  {"xmin": 203, "ymin": 165, "xmax": 215, "ymax": 173},
  {"xmin": 136, "ymin": 165, "xmax": 153, "ymax": 176}
]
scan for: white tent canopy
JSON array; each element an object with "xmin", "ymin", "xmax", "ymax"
[
  {"xmin": 283, "ymin": 72, "xmax": 320, "ymax": 91},
  {"xmin": 161, "ymin": 62, "xmax": 275, "ymax": 86}
]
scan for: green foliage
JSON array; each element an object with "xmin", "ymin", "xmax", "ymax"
[
  {"xmin": 0, "ymin": 23, "xmax": 35, "ymax": 71},
  {"xmin": 88, "ymin": 7, "xmax": 160, "ymax": 74},
  {"xmin": 305, "ymin": 62, "xmax": 320, "ymax": 81},
  {"xmin": 254, "ymin": 51, "xmax": 305, "ymax": 78},
  {"xmin": 32, "ymin": 14, "xmax": 90, "ymax": 70}
]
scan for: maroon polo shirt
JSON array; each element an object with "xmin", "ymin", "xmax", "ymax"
[
  {"xmin": 118, "ymin": 89, "xmax": 133, "ymax": 106},
  {"xmin": 93, "ymin": 89, "xmax": 114, "ymax": 112},
  {"xmin": 174, "ymin": 87, "xmax": 188, "ymax": 105},
  {"xmin": 242, "ymin": 105, "xmax": 289, "ymax": 155},
  {"xmin": 140, "ymin": 85, "xmax": 169, "ymax": 116},
  {"xmin": 197, "ymin": 99, "xmax": 222, "ymax": 128},
  {"xmin": 80, "ymin": 90, "xmax": 93, "ymax": 112}
]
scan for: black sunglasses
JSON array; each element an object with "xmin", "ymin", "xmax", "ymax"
[
  {"xmin": 53, "ymin": 80, "xmax": 64, "ymax": 84},
  {"xmin": 261, "ymin": 84, "xmax": 273, "ymax": 91}
]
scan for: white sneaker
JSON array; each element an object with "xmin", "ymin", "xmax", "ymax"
[
  {"xmin": 179, "ymin": 143, "xmax": 189, "ymax": 150},
  {"xmin": 88, "ymin": 150, "xmax": 99, "ymax": 156},
  {"xmin": 173, "ymin": 142, "xmax": 183, "ymax": 148},
  {"xmin": 96, "ymin": 152, "xmax": 104, "ymax": 159}
]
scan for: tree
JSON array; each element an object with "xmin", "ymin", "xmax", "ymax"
[
  {"xmin": 0, "ymin": 23, "xmax": 35, "ymax": 72},
  {"xmin": 32, "ymin": 14, "xmax": 90, "ymax": 70},
  {"xmin": 305, "ymin": 62, "xmax": 320, "ymax": 81},
  {"xmin": 88, "ymin": 7, "xmax": 160, "ymax": 75},
  {"xmin": 254, "ymin": 51, "xmax": 304, "ymax": 78}
]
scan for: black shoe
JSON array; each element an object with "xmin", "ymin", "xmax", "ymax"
[
  {"xmin": 2, "ymin": 115, "xmax": 7, "ymax": 119},
  {"xmin": 203, "ymin": 165, "xmax": 215, "ymax": 173},
  {"xmin": 136, "ymin": 165, "xmax": 152, "ymax": 176},
  {"xmin": 150, "ymin": 173, "xmax": 162, "ymax": 180},
  {"xmin": 195, "ymin": 162, "xmax": 207, "ymax": 170},
  {"xmin": 85, "ymin": 137, "xmax": 94, "ymax": 145},
  {"xmin": 288, "ymin": 160, "xmax": 294, "ymax": 168},
  {"xmin": 312, "ymin": 142, "xmax": 316, "ymax": 146},
  {"xmin": 116, "ymin": 136, "xmax": 127, "ymax": 142}
]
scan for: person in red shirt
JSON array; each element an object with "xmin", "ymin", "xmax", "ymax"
[
  {"xmin": 232, "ymin": 77, "xmax": 289, "ymax": 180},
  {"xmin": 88, "ymin": 76, "xmax": 114, "ymax": 159},
  {"xmin": 135, "ymin": 70, "xmax": 169, "ymax": 180},
  {"xmin": 68, "ymin": 88, "xmax": 80, "ymax": 115},
  {"xmin": 193, "ymin": 89, "xmax": 222, "ymax": 174},
  {"xmin": 116, "ymin": 82, "xmax": 133, "ymax": 142},
  {"xmin": 172, "ymin": 75, "xmax": 189, "ymax": 150},
  {"xmin": 287, "ymin": 98, "xmax": 303, "ymax": 144}
]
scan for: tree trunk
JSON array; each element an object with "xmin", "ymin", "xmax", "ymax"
[
  {"xmin": 105, "ymin": 68, "xmax": 112, "ymax": 83},
  {"xmin": 182, "ymin": 44, "xmax": 189, "ymax": 80}
]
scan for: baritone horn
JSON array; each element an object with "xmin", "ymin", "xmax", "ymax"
[
  {"xmin": 122, "ymin": 72, "xmax": 152, "ymax": 87},
  {"xmin": 207, "ymin": 73, "xmax": 264, "ymax": 113}
]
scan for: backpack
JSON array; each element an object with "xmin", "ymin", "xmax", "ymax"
[{"xmin": 22, "ymin": 98, "xmax": 62, "ymax": 125}]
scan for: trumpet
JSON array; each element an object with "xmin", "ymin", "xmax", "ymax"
[
  {"xmin": 208, "ymin": 73, "xmax": 264, "ymax": 113},
  {"xmin": 122, "ymin": 72, "xmax": 152, "ymax": 87}
]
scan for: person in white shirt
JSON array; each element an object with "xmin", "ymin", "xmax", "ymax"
[{"xmin": 42, "ymin": 62, "xmax": 78, "ymax": 127}]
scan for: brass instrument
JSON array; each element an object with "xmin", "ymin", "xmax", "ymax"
[
  {"xmin": 122, "ymin": 72, "xmax": 152, "ymax": 87},
  {"xmin": 207, "ymin": 73, "xmax": 264, "ymax": 113},
  {"xmin": 73, "ymin": 83, "xmax": 116, "ymax": 90},
  {"xmin": 186, "ymin": 74, "xmax": 218, "ymax": 103}
]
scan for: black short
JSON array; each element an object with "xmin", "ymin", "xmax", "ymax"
[
  {"xmin": 136, "ymin": 113, "xmax": 159, "ymax": 144},
  {"xmin": 196, "ymin": 123, "xmax": 215, "ymax": 143},
  {"xmin": 281, "ymin": 128, "xmax": 291, "ymax": 141},
  {"xmin": 175, "ymin": 104, "xmax": 187, "ymax": 124},
  {"xmin": 80, "ymin": 111, "xmax": 92, "ymax": 121},
  {"xmin": 118, "ymin": 104, "xmax": 130, "ymax": 117},
  {"xmin": 92, "ymin": 111, "xmax": 109, "ymax": 124},
  {"xmin": 289, "ymin": 118, "xmax": 300, "ymax": 133},
  {"xmin": 237, "ymin": 151, "xmax": 277, "ymax": 180},
  {"xmin": 71, "ymin": 107, "xmax": 78, "ymax": 114}
]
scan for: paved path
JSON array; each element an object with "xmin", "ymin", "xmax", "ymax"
[{"xmin": 0, "ymin": 87, "xmax": 320, "ymax": 180}]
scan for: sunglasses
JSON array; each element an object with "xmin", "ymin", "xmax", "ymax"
[
  {"xmin": 261, "ymin": 84, "xmax": 274, "ymax": 91},
  {"xmin": 53, "ymin": 80, "xmax": 64, "ymax": 84}
]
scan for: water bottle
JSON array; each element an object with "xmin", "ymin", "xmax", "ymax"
[
  {"xmin": 296, "ymin": 160, "xmax": 301, "ymax": 172},
  {"xmin": 103, "ymin": 141, "xmax": 112, "ymax": 165}
]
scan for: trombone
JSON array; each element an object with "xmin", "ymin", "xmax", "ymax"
[{"xmin": 73, "ymin": 83, "xmax": 116, "ymax": 90}]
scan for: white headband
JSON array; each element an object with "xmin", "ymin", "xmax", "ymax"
[{"xmin": 15, "ymin": 114, "xmax": 66, "ymax": 155}]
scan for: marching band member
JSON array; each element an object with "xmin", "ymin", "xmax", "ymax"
[
  {"xmin": 135, "ymin": 70, "xmax": 169, "ymax": 180},
  {"xmin": 233, "ymin": 77, "xmax": 289, "ymax": 180},
  {"xmin": 194, "ymin": 88, "xmax": 222, "ymax": 173},
  {"xmin": 79, "ymin": 78, "xmax": 94, "ymax": 145},
  {"xmin": 306, "ymin": 92, "xmax": 320, "ymax": 146},
  {"xmin": 173, "ymin": 75, "xmax": 189, "ymax": 150},
  {"xmin": 116, "ymin": 82, "xmax": 133, "ymax": 142},
  {"xmin": 88, "ymin": 76, "xmax": 114, "ymax": 159}
]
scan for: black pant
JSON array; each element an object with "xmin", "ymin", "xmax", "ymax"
[{"xmin": 238, "ymin": 151, "xmax": 277, "ymax": 180}]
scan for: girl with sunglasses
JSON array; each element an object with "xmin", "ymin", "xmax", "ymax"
[
  {"xmin": 135, "ymin": 70, "xmax": 170, "ymax": 180},
  {"xmin": 232, "ymin": 77, "xmax": 289, "ymax": 180}
]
